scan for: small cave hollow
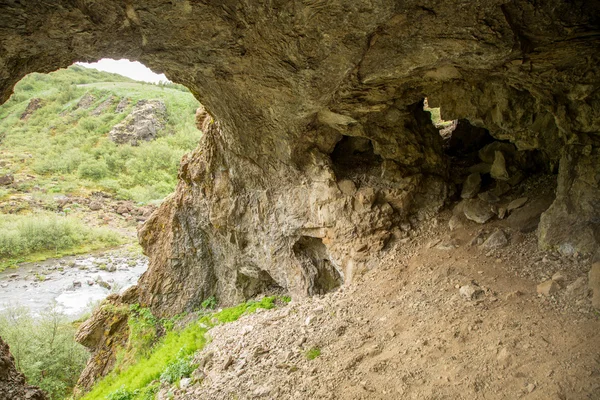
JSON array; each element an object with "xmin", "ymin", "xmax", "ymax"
[
  {"xmin": 293, "ymin": 236, "xmax": 343, "ymax": 295},
  {"xmin": 236, "ymin": 269, "xmax": 285, "ymax": 299},
  {"xmin": 330, "ymin": 135, "xmax": 383, "ymax": 182}
]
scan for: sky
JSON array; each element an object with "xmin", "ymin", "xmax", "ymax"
[{"xmin": 77, "ymin": 59, "xmax": 169, "ymax": 83}]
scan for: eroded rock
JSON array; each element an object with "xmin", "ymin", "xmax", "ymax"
[
  {"xmin": 0, "ymin": 336, "xmax": 46, "ymax": 400},
  {"xmin": 109, "ymin": 100, "xmax": 167, "ymax": 145}
]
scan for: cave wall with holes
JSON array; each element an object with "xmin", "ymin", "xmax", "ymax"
[{"xmin": 1, "ymin": 0, "xmax": 599, "ymax": 316}]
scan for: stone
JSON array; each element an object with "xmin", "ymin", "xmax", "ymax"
[
  {"xmin": 589, "ymin": 262, "xmax": 600, "ymax": 309},
  {"xmin": 551, "ymin": 271, "xmax": 566, "ymax": 285},
  {"xmin": 539, "ymin": 146, "xmax": 600, "ymax": 255},
  {"xmin": 480, "ymin": 229, "xmax": 508, "ymax": 250},
  {"xmin": 507, "ymin": 197, "xmax": 528, "ymax": 211},
  {"xmin": 89, "ymin": 201, "xmax": 102, "ymax": 211},
  {"xmin": 565, "ymin": 277, "xmax": 588, "ymax": 298},
  {"xmin": 478, "ymin": 191, "xmax": 500, "ymax": 204},
  {"xmin": 337, "ymin": 179, "xmax": 357, "ymax": 196},
  {"xmin": 109, "ymin": 100, "xmax": 167, "ymax": 145},
  {"xmin": 179, "ymin": 378, "xmax": 191, "ymax": 389},
  {"xmin": 448, "ymin": 214, "xmax": 465, "ymax": 231},
  {"xmin": 20, "ymin": 98, "xmax": 42, "ymax": 120},
  {"xmin": 461, "ymin": 173, "xmax": 481, "ymax": 199},
  {"xmin": 503, "ymin": 194, "xmax": 554, "ymax": 233},
  {"xmin": 490, "ymin": 151, "xmax": 510, "ymax": 181},
  {"xmin": 463, "ymin": 199, "xmax": 494, "ymax": 224},
  {"xmin": 536, "ymin": 280, "xmax": 559, "ymax": 296},
  {"xmin": 459, "ymin": 284, "xmax": 484, "ymax": 301},
  {"xmin": 0, "ymin": 174, "xmax": 14, "ymax": 186}
]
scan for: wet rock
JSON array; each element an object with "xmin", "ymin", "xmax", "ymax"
[
  {"xmin": 480, "ymin": 229, "xmax": 508, "ymax": 250},
  {"xmin": 109, "ymin": 100, "xmax": 167, "ymax": 146},
  {"xmin": 537, "ymin": 280, "xmax": 559, "ymax": 296},
  {"xmin": 463, "ymin": 199, "xmax": 494, "ymax": 224},
  {"xmin": 461, "ymin": 173, "xmax": 481, "ymax": 199},
  {"xmin": 490, "ymin": 151, "xmax": 509, "ymax": 181}
]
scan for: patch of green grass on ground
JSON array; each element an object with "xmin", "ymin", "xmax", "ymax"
[
  {"xmin": 0, "ymin": 212, "xmax": 124, "ymax": 271},
  {"xmin": 80, "ymin": 297, "xmax": 282, "ymax": 400}
]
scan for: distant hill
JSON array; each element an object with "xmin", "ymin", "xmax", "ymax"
[{"xmin": 0, "ymin": 65, "xmax": 201, "ymax": 203}]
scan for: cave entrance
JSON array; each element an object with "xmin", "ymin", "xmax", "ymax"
[
  {"xmin": 293, "ymin": 236, "xmax": 343, "ymax": 295},
  {"xmin": 330, "ymin": 135, "xmax": 383, "ymax": 182},
  {"xmin": 423, "ymin": 98, "xmax": 458, "ymax": 139},
  {"xmin": 236, "ymin": 269, "xmax": 285, "ymax": 299}
]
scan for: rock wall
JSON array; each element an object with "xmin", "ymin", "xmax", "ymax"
[
  {"xmin": 1, "ymin": 0, "xmax": 599, "ymax": 315},
  {"xmin": 0, "ymin": 336, "xmax": 46, "ymax": 400}
]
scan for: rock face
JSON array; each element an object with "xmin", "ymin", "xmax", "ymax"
[
  {"xmin": 74, "ymin": 287, "xmax": 138, "ymax": 393},
  {"xmin": 109, "ymin": 100, "xmax": 167, "ymax": 145},
  {"xmin": 0, "ymin": 1, "xmax": 599, "ymax": 315},
  {"xmin": 0, "ymin": 336, "xmax": 47, "ymax": 400}
]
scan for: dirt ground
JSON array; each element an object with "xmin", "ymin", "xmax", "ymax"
[{"xmin": 165, "ymin": 178, "xmax": 599, "ymax": 400}]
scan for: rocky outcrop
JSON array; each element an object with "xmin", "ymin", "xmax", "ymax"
[
  {"xmin": 74, "ymin": 286, "xmax": 138, "ymax": 393},
  {"xmin": 109, "ymin": 100, "xmax": 167, "ymax": 145},
  {"xmin": 20, "ymin": 98, "xmax": 42, "ymax": 120},
  {"xmin": 0, "ymin": 336, "xmax": 47, "ymax": 400},
  {"xmin": 0, "ymin": 1, "xmax": 599, "ymax": 315}
]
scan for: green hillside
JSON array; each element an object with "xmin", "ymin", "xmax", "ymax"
[{"xmin": 0, "ymin": 65, "xmax": 201, "ymax": 204}]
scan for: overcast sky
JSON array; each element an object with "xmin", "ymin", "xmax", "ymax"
[{"xmin": 77, "ymin": 59, "xmax": 168, "ymax": 83}]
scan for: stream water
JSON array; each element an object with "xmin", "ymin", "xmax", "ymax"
[{"xmin": 0, "ymin": 247, "xmax": 147, "ymax": 319}]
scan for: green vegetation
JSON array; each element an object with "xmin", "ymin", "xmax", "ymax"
[
  {"xmin": 82, "ymin": 297, "xmax": 281, "ymax": 400},
  {"xmin": 305, "ymin": 347, "xmax": 322, "ymax": 360},
  {"xmin": 0, "ymin": 212, "xmax": 122, "ymax": 271},
  {"xmin": 0, "ymin": 65, "xmax": 201, "ymax": 204},
  {"xmin": 0, "ymin": 305, "xmax": 89, "ymax": 400}
]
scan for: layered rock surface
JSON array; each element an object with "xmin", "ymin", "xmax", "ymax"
[{"xmin": 0, "ymin": 0, "xmax": 599, "ymax": 316}]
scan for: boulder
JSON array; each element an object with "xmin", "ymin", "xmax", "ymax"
[
  {"xmin": 0, "ymin": 174, "xmax": 14, "ymax": 186},
  {"xmin": 461, "ymin": 173, "xmax": 481, "ymax": 199},
  {"xmin": 490, "ymin": 151, "xmax": 509, "ymax": 181},
  {"xmin": 109, "ymin": 100, "xmax": 167, "ymax": 145},
  {"xmin": 480, "ymin": 229, "xmax": 508, "ymax": 250},
  {"xmin": 463, "ymin": 199, "xmax": 494, "ymax": 224},
  {"xmin": 503, "ymin": 194, "xmax": 554, "ymax": 233},
  {"xmin": 539, "ymin": 146, "xmax": 600, "ymax": 255}
]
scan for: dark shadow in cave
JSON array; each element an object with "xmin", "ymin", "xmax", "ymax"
[
  {"xmin": 293, "ymin": 236, "xmax": 343, "ymax": 295},
  {"xmin": 330, "ymin": 135, "xmax": 383, "ymax": 181}
]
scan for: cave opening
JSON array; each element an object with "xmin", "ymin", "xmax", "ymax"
[
  {"xmin": 236, "ymin": 269, "xmax": 285, "ymax": 299},
  {"xmin": 293, "ymin": 236, "xmax": 343, "ymax": 295},
  {"xmin": 330, "ymin": 135, "xmax": 383, "ymax": 182}
]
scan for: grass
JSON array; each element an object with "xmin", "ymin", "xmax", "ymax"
[
  {"xmin": 80, "ymin": 297, "xmax": 281, "ymax": 400},
  {"xmin": 0, "ymin": 212, "xmax": 123, "ymax": 271},
  {"xmin": 0, "ymin": 65, "xmax": 201, "ymax": 204},
  {"xmin": 305, "ymin": 347, "xmax": 321, "ymax": 360}
]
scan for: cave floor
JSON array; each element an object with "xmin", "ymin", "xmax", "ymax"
[{"xmin": 166, "ymin": 202, "xmax": 600, "ymax": 399}]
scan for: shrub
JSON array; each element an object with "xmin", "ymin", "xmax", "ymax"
[
  {"xmin": 78, "ymin": 158, "xmax": 109, "ymax": 181},
  {"xmin": 0, "ymin": 305, "xmax": 89, "ymax": 400},
  {"xmin": 160, "ymin": 350, "xmax": 197, "ymax": 384}
]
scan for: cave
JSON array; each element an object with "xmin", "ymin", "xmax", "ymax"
[
  {"xmin": 330, "ymin": 135, "xmax": 383, "ymax": 182},
  {"xmin": 0, "ymin": 0, "xmax": 598, "ymax": 318},
  {"xmin": 293, "ymin": 236, "xmax": 343, "ymax": 295},
  {"xmin": 236, "ymin": 269, "xmax": 284, "ymax": 299}
]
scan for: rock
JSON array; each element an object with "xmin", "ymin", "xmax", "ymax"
[
  {"xmin": 0, "ymin": 337, "xmax": 47, "ymax": 400},
  {"xmin": 565, "ymin": 276, "xmax": 588, "ymax": 298},
  {"xmin": 109, "ymin": 100, "xmax": 167, "ymax": 145},
  {"xmin": 539, "ymin": 146, "xmax": 600, "ymax": 255},
  {"xmin": 459, "ymin": 284, "xmax": 484, "ymax": 301},
  {"xmin": 490, "ymin": 151, "xmax": 509, "ymax": 181},
  {"xmin": 448, "ymin": 214, "xmax": 465, "ymax": 231},
  {"xmin": 337, "ymin": 179, "xmax": 357, "ymax": 196},
  {"xmin": 461, "ymin": 173, "xmax": 481, "ymax": 199},
  {"xmin": 0, "ymin": 174, "xmax": 14, "ymax": 186},
  {"xmin": 463, "ymin": 199, "xmax": 494, "ymax": 224},
  {"xmin": 468, "ymin": 163, "xmax": 492, "ymax": 175},
  {"xmin": 551, "ymin": 271, "xmax": 566, "ymax": 286},
  {"xmin": 20, "ymin": 98, "xmax": 42, "ymax": 120},
  {"xmin": 480, "ymin": 229, "xmax": 508, "ymax": 250},
  {"xmin": 89, "ymin": 201, "xmax": 102, "ymax": 211},
  {"xmin": 179, "ymin": 377, "xmax": 191, "ymax": 389},
  {"xmin": 115, "ymin": 98, "xmax": 129, "ymax": 113},
  {"xmin": 589, "ymin": 262, "xmax": 600, "ymax": 309},
  {"xmin": 478, "ymin": 191, "xmax": 500, "ymax": 204},
  {"xmin": 479, "ymin": 142, "xmax": 517, "ymax": 165},
  {"xmin": 503, "ymin": 194, "xmax": 554, "ymax": 233},
  {"xmin": 507, "ymin": 197, "xmax": 528, "ymax": 211},
  {"xmin": 75, "ymin": 93, "xmax": 95, "ymax": 109},
  {"xmin": 537, "ymin": 280, "xmax": 559, "ymax": 296}
]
